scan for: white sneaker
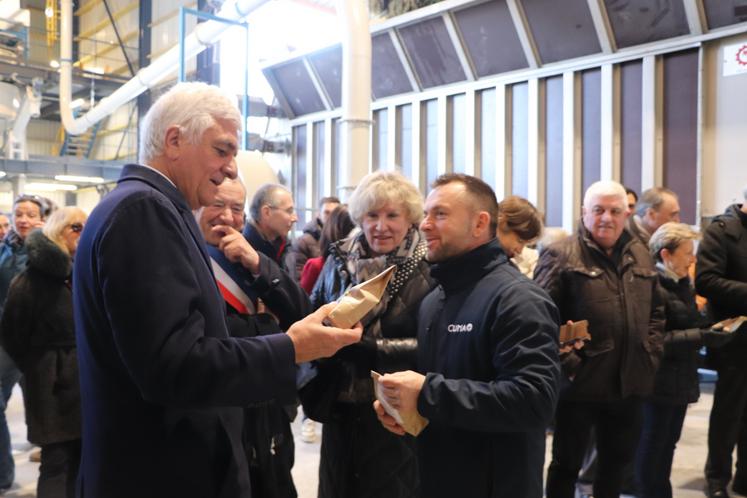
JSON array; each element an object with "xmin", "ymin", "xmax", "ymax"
[{"xmin": 301, "ymin": 418, "xmax": 317, "ymax": 443}]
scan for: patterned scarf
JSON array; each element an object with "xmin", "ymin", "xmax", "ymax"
[{"xmin": 333, "ymin": 226, "xmax": 427, "ymax": 334}]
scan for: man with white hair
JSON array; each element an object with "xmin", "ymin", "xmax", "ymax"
[
  {"xmin": 73, "ymin": 82, "xmax": 361, "ymax": 498},
  {"xmin": 696, "ymin": 184, "xmax": 747, "ymax": 498},
  {"xmin": 535, "ymin": 180, "xmax": 664, "ymax": 498}
]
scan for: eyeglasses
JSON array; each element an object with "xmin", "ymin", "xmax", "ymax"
[
  {"xmin": 69, "ymin": 223, "xmax": 84, "ymax": 233},
  {"xmin": 268, "ymin": 206, "xmax": 295, "ymax": 215}
]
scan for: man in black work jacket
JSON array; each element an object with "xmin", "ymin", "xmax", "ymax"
[
  {"xmin": 374, "ymin": 173, "xmax": 561, "ymax": 498},
  {"xmin": 696, "ymin": 189, "xmax": 747, "ymax": 498}
]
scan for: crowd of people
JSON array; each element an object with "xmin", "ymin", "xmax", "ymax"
[{"xmin": 0, "ymin": 81, "xmax": 744, "ymax": 498}]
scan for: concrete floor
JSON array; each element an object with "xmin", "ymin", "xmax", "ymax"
[{"xmin": 0, "ymin": 382, "xmax": 728, "ymax": 497}]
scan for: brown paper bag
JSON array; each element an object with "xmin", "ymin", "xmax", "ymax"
[
  {"xmin": 371, "ymin": 371, "xmax": 429, "ymax": 437},
  {"xmin": 326, "ymin": 265, "xmax": 396, "ymax": 329},
  {"xmin": 559, "ymin": 320, "xmax": 591, "ymax": 345}
]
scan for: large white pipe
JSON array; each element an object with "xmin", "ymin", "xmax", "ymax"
[
  {"xmin": 336, "ymin": 0, "xmax": 371, "ymax": 201},
  {"xmin": 60, "ymin": 0, "xmax": 269, "ymax": 135}
]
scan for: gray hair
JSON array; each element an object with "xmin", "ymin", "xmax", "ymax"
[
  {"xmin": 348, "ymin": 171, "xmax": 424, "ymax": 226},
  {"xmin": 648, "ymin": 222, "xmax": 699, "ymax": 263},
  {"xmin": 536, "ymin": 227, "xmax": 569, "ymax": 255},
  {"xmin": 636, "ymin": 187, "xmax": 678, "ymax": 217},
  {"xmin": 583, "ymin": 181, "xmax": 627, "ymax": 209},
  {"xmin": 138, "ymin": 82, "xmax": 242, "ymax": 163},
  {"xmin": 249, "ymin": 183, "xmax": 291, "ymax": 223}
]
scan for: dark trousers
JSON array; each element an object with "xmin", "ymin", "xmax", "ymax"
[
  {"xmin": 546, "ymin": 397, "xmax": 642, "ymax": 498},
  {"xmin": 635, "ymin": 401, "xmax": 688, "ymax": 498},
  {"xmin": 38, "ymin": 439, "xmax": 81, "ymax": 498},
  {"xmin": 705, "ymin": 364, "xmax": 747, "ymax": 487}
]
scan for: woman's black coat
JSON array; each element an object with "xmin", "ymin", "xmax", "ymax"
[{"xmin": 0, "ymin": 229, "xmax": 80, "ymax": 445}]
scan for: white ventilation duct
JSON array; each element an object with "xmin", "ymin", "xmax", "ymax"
[
  {"xmin": 336, "ymin": 0, "xmax": 371, "ymax": 201},
  {"xmin": 59, "ymin": 0, "xmax": 270, "ymax": 135}
]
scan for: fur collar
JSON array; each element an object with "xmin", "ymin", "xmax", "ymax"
[{"xmin": 25, "ymin": 229, "xmax": 71, "ymax": 279}]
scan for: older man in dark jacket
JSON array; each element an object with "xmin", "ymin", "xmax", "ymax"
[
  {"xmin": 73, "ymin": 82, "xmax": 361, "ymax": 498},
  {"xmin": 375, "ymin": 174, "xmax": 560, "ymax": 498},
  {"xmin": 535, "ymin": 180, "xmax": 664, "ymax": 498},
  {"xmin": 696, "ymin": 190, "xmax": 747, "ymax": 498}
]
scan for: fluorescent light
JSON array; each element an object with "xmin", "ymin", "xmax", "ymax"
[
  {"xmin": 49, "ymin": 59, "xmax": 60, "ymax": 68},
  {"xmin": 55, "ymin": 175, "xmax": 104, "ymax": 184},
  {"xmin": 25, "ymin": 182, "xmax": 78, "ymax": 192},
  {"xmin": 0, "ymin": 172, "xmax": 6, "ymax": 178},
  {"xmin": 45, "ymin": 6, "xmax": 54, "ymax": 18},
  {"xmin": 86, "ymin": 66, "xmax": 105, "ymax": 75},
  {"xmin": 12, "ymin": 98, "xmax": 19, "ymax": 109}
]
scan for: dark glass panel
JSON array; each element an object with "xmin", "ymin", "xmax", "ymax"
[
  {"xmin": 605, "ymin": 0, "xmax": 689, "ymax": 48},
  {"xmin": 372, "ymin": 34, "xmax": 414, "ymax": 98},
  {"xmin": 511, "ymin": 82, "xmax": 529, "ymax": 199},
  {"xmin": 545, "ymin": 75, "xmax": 564, "ymax": 227},
  {"xmin": 271, "ymin": 60, "xmax": 326, "ymax": 116},
  {"xmin": 582, "ymin": 68, "xmax": 601, "ymax": 194},
  {"xmin": 308, "ymin": 46, "xmax": 342, "ymax": 108},
  {"xmin": 620, "ymin": 60, "xmax": 643, "ymax": 196},
  {"xmin": 399, "ymin": 17, "xmax": 466, "ymax": 89},
  {"xmin": 454, "ymin": 1, "xmax": 528, "ymax": 76},
  {"xmin": 521, "ymin": 0, "xmax": 601, "ymax": 63}
]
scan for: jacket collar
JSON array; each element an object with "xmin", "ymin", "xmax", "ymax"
[
  {"xmin": 722, "ymin": 204, "xmax": 747, "ymax": 241},
  {"xmin": 117, "ymin": 164, "xmax": 212, "ymax": 271},
  {"xmin": 577, "ymin": 222, "xmax": 635, "ymax": 267},
  {"xmin": 117, "ymin": 164, "xmax": 191, "ymax": 214},
  {"xmin": 430, "ymin": 239, "xmax": 506, "ymax": 293}
]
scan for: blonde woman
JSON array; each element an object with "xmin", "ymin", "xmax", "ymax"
[
  {"xmin": 304, "ymin": 171, "xmax": 434, "ymax": 498},
  {"xmin": 1, "ymin": 207, "xmax": 87, "ymax": 498}
]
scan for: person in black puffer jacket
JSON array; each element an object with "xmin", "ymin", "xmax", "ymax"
[
  {"xmin": 0, "ymin": 207, "xmax": 87, "ymax": 498},
  {"xmin": 635, "ymin": 222, "xmax": 733, "ymax": 498},
  {"xmin": 696, "ymin": 198, "xmax": 747, "ymax": 498},
  {"xmin": 303, "ymin": 171, "xmax": 434, "ymax": 498}
]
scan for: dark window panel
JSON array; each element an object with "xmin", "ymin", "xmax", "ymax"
[
  {"xmin": 450, "ymin": 94, "xmax": 466, "ymax": 173},
  {"xmin": 398, "ymin": 17, "xmax": 466, "ymax": 89},
  {"xmin": 545, "ymin": 75, "xmax": 564, "ymax": 227},
  {"xmin": 620, "ymin": 60, "xmax": 643, "ymax": 196},
  {"xmin": 663, "ymin": 49, "xmax": 698, "ymax": 225},
  {"xmin": 372, "ymin": 34, "xmax": 414, "ymax": 98},
  {"xmin": 479, "ymin": 88, "xmax": 498, "ymax": 192},
  {"xmin": 453, "ymin": 1, "xmax": 528, "ymax": 77},
  {"xmin": 271, "ymin": 60, "xmax": 326, "ymax": 116},
  {"xmin": 511, "ymin": 82, "xmax": 529, "ymax": 199},
  {"xmin": 397, "ymin": 104, "xmax": 413, "ymax": 179},
  {"xmin": 521, "ymin": 0, "xmax": 601, "ymax": 63},
  {"xmin": 294, "ymin": 125, "xmax": 308, "ymax": 225},
  {"xmin": 582, "ymin": 68, "xmax": 601, "ymax": 194},
  {"xmin": 605, "ymin": 0, "xmax": 689, "ymax": 49},
  {"xmin": 308, "ymin": 46, "xmax": 342, "ymax": 108},
  {"xmin": 703, "ymin": 0, "xmax": 747, "ymax": 29}
]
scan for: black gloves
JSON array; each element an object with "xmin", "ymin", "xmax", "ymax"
[{"xmin": 702, "ymin": 328, "xmax": 736, "ymax": 349}]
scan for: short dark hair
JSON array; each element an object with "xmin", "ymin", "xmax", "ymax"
[
  {"xmin": 318, "ymin": 196, "xmax": 340, "ymax": 208},
  {"xmin": 319, "ymin": 205, "xmax": 355, "ymax": 255},
  {"xmin": 13, "ymin": 194, "xmax": 45, "ymax": 220},
  {"xmin": 431, "ymin": 174, "xmax": 499, "ymax": 233},
  {"xmin": 625, "ymin": 187, "xmax": 638, "ymax": 203}
]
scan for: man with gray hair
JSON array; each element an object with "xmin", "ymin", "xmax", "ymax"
[
  {"xmin": 73, "ymin": 82, "xmax": 361, "ymax": 498},
  {"xmin": 535, "ymin": 180, "xmax": 664, "ymax": 498},
  {"xmin": 243, "ymin": 183, "xmax": 298, "ymax": 272},
  {"xmin": 696, "ymin": 185, "xmax": 747, "ymax": 498},
  {"xmin": 627, "ymin": 186, "xmax": 681, "ymax": 245}
]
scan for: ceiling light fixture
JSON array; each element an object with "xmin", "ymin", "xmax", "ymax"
[
  {"xmin": 49, "ymin": 59, "xmax": 60, "ymax": 69},
  {"xmin": 25, "ymin": 182, "xmax": 78, "ymax": 192},
  {"xmin": 54, "ymin": 175, "xmax": 105, "ymax": 184}
]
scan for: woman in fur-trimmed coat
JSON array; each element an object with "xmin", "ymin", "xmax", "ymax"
[{"xmin": 0, "ymin": 207, "xmax": 87, "ymax": 498}]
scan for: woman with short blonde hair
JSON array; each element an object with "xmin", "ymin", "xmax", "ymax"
[{"xmin": 303, "ymin": 170, "xmax": 433, "ymax": 498}]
